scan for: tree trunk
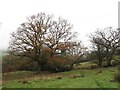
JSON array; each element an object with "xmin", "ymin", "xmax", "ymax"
[
  {"xmin": 97, "ymin": 53, "xmax": 103, "ymax": 67},
  {"xmin": 107, "ymin": 59, "xmax": 112, "ymax": 66},
  {"xmin": 106, "ymin": 53, "xmax": 113, "ymax": 66},
  {"xmin": 98, "ymin": 60, "xmax": 102, "ymax": 67},
  {"xmin": 37, "ymin": 61, "xmax": 45, "ymax": 71}
]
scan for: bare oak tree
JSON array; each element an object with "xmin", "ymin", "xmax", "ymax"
[
  {"xmin": 90, "ymin": 27, "xmax": 120, "ymax": 66},
  {"xmin": 9, "ymin": 13, "xmax": 81, "ymax": 71},
  {"xmin": 90, "ymin": 36, "xmax": 106, "ymax": 66}
]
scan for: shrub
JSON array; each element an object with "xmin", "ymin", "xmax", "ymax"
[
  {"xmin": 113, "ymin": 71, "xmax": 120, "ymax": 82},
  {"xmin": 2, "ymin": 54, "xmax": 38, "ymax": 73},
  {"xmin": 113, "ymin": 65, "xmax": 120, "ymax": 82},
  {"xmin": 2, "ymin": 53, "xmax": 77, "ymax": 73},
  {"xmin": 45, "ymin": 59, "xmax": 71, "ymax": 72},
  {"xmin": 111, "ymin": 60, "xmax": 119, "ymax": 67},
  {"xmin": 111, "ymin": 56, "xmax": 120, "ymax": 67}
]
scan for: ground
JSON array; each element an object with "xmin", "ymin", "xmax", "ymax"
[{"xmin": 2, "ymin": 65, "xmax": 119, "ymax": 88}]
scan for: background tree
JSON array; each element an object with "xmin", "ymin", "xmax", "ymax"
[
  {"xmin": 67, "ymin": 41, "xmax": 86, "ymax": 68},
  {"xmin": 9, "ymin": 12, "xmax": 82, "ymax": 72},
  {"xmin": 89, "ymin": 27, "xmax": 120, "ymax": 66},
  {"xmin": 89, "ymin": 36, "xmax": 106, "ymax": 67}
]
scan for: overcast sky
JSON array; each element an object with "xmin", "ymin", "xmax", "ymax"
[{"xmin": 0, "ymin": 0, "xmax": 119, "ymax": 49}]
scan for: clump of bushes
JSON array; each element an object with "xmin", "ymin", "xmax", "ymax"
[
  {"xmin": 2, "ymin": 54, "xmax": 39, "ymax": 73},
  {"xmin": 111, "ymin": 59, "xmax": 120, "ymax": 67},
  {"xmin": 45, "ymin": 59, "xmax": 71, "ymax": 73},
  {"xmin": 113, "ymin": 65, "xmax": 120, "ymax": 83},
  {"xmin": 2, "ymin": 54, "xmax": 73, "ymax": 73},
  {"xmin": 113, "ymin": 71, "xmax": 120, "ymax": 82}
]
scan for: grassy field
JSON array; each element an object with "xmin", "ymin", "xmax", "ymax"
[{"xmin": 2, "ymin": 66, "xmax": 119, "ymax": 88}]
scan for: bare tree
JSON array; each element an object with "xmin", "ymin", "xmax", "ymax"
[
  {"xmin": 44, "ymin": 17, "xmax": 77, "ymax": 57},
  {"xmin": 66, "ymin": 41, "xmax": 86, "ymax": 68},
  {"xmin": 89, "ymin": 36, "xmax": 105, "ymax": 67},
  {"xmin": 9, "ymin": 13, "xmax": 81, "ymax": 71},
  {"xmin": 90, "ymin": 27, "xmax": 120, "ymax": 66}
]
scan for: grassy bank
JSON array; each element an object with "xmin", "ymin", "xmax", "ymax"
[{"xmin": 2, "ymin": 66, "xmax": 119, "ymax": 88}]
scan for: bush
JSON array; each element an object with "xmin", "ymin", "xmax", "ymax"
[
  {"xmin": 112, "ymin": 55, "xmax": 120, "ymax": 66},
  {"xmin": 2, "ymin": 54, "xmax": 38, "ymax": 73},
  {"xmin": 113, "ymin": 71, "xmax": 120, "ymax": 82},
  {"xmin": 2, "ymin": 54, "xmax": 19, "ymax": 73},
  {"xmin": 113, "ymin": 65, "xmax": 120, "ymax": 82},
  {"xmin": 111, "ymin": 59, "xmax": 120, "ymax": 67},
  {"xmin": 45, "ymin": 59, "xmax": 71, "ymax": 72},
  {"xmin": 2, "ymin": 54, "xmax": 77, "ymax": 73}
]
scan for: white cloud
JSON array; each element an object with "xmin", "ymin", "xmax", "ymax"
[{"xmin": 0, "ymin": 0, "xmax": 119, "ymax": 49}]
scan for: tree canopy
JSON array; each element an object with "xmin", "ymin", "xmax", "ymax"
[
  {"xmin": 89, "ymin": 27, "xmax": 120, "ymax": 66},
  {"xmin": 9, "ymin": 12, "xmax": 83, "ymax": 72}
]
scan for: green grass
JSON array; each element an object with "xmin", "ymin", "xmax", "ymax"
[
  {"xmin": 74, "ymin": 61, "xmax": 97, "ymax": 69},
  {"xmin": 2, "ymin": 67, "xmax": 119, "ymax": 88}
]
